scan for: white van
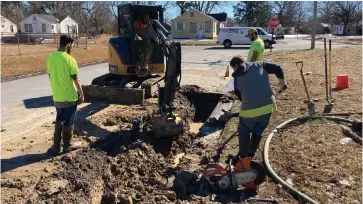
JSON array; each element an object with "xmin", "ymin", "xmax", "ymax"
[{"xmin": 217, "ymin": 27, "xmax": 276, "ymax": 48}]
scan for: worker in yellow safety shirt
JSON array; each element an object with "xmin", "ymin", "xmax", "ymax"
[{"xmin": 247, "ymin": 28, "xmax": 264, "ymax": 62}]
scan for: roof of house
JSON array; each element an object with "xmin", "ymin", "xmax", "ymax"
[
  {"xmin": 37, "ymin": 14, "xmax": 59, "ymax": 23},
  {"xmin": 207, "ymin": 13, "xmax": 227, "ymax": 22},
  {"xmin": 172, "ymin": 8, "xmax": 217, "ymax": 22}
]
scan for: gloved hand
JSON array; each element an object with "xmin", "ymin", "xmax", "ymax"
[{"xmin": 216, "ymin": 147, "xmax": 224, "ymax": 154}]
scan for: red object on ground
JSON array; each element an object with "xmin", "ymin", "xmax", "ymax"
[{"xmin": 336, "ymin": 74, "xmax": 349, "ymax": 89}]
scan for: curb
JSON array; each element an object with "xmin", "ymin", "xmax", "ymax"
[{"xmin": 1, "ymin": 60, "xmax": 107, "ymax": 83}]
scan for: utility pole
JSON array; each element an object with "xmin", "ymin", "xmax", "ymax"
[{"xmin": 311, "ymin": 1, "xmax": 317, "ymax": 49}]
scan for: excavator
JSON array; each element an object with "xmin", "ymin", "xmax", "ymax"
[{"xmin": 83, "ymin": 4, "xmax": 182, "ymax": 137}]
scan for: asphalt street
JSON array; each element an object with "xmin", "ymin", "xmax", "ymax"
[{"xmin": 1, "ymin": 38, "xmax": 352, "ymax": 123}]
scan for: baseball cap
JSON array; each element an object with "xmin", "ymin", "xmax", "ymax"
[{"xmin": 248, "ymin": 28, "xmax": 257, "ymax": 34}]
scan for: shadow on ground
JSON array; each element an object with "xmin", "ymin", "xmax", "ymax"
[
  {"xmin": 204, "ymin": 47, "xmax": 250, "ymax": 50},
  {"xmin": 1, "ymin": 152, "xmax": 52, "ymax": 173},
  {"xmin": 23, "ymin": 96, "xmax": 53, "ymax": 109},
  {"xmin": 1, "ymin": 102, "xmax": 111, "ymax": 173}
]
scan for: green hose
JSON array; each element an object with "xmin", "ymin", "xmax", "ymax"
[{"xmin": 263, "ymin": 116, "xmax": 354, "ymax": 204}]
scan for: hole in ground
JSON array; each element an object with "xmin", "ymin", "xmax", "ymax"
[{"xmin": 91, "ymin": 90, "xmax": 223, "ymax": 157}]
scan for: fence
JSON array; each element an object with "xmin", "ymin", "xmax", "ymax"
[{"xmin": 0, "ymin": 32, "xmax": 102, "ymax": 55}]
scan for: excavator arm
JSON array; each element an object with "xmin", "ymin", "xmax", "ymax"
[
  {"xmin": 149, "ymin": 19, "xmax": 183, "ymax": 137},
  {"xmin": 150, "ymin": 19, "xmax": 181, "ymax": 115}
]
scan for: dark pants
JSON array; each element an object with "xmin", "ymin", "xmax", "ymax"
[
  {"xmin": 56, "ymin": 104, "xmax": 77, "ymax": 126},
  {"xmin": 238, "ymin": 113, "xmax": 272, "ymax": 158}
]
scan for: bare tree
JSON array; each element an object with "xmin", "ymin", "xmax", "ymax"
[
  {"xmin": 175, "ymin": 1, "xmax": 194, "ymax": 15},
  {"xmin": 1, "ymin": 1, "xmax": 27, "ymax": 25},
  {"xmin": 191, "ymin": 1, "xmax": 228, "ymax": 14},
  {"xmin": 270, "ymin": 1, "xmax": 302, "ymax": 27},
  {"xmin": 318, "ymin": 2, "xmax": 337, "ymax": 24},
  {"xmin": 334, "ymin": 1, "xmax": 361, "ymax": 35}
]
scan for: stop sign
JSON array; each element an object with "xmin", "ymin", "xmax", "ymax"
[{"xmin": 269, "ymin": 17, "xmax": 279, "ymax": 28}]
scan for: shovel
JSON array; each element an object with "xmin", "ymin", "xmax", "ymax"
[
  {"xmin": 296, "ymin": 61, "xmax": 315, "ymax": 116},
  {"xmin": 323, "ymin": 38, "xmax": 334, "ymax": 113}
]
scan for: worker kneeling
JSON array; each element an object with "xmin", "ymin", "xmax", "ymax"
[{"xmin": 230, "ymin": 56, "xmax": 287, "ymax": 165}]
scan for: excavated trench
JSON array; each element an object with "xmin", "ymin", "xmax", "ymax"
[{"xmin": 28, "ymin": 85, "xmax": 228, "ymax": 204}]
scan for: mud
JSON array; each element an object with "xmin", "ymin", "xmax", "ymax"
[{"xmin": 25, "ymin": 85, "xmax": 224, "ymax": 204}]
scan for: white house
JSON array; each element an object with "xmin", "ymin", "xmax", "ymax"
[
  {"xmin": 19, "ymin": 14, "xmax": 78, "ymax": 35},
  {"xmin": 1, "ymin": 16, "xmax": 17, "ymax": 36},
  {"xmin": 333, "ymin": 23, "xmax": 344, "ymax": 35},
  {"xmin": 58, "ymin": 16, "xmax": 78, "ymax": 34}
]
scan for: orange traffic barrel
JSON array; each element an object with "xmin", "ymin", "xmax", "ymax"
[{"xmin": 336, "ymin": 74, "xmax": 349, "ymax": 89}]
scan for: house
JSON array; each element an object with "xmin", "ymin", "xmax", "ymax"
[
  {"xmin": 1, "ymin": 16, "xmax": 17, "ymax": 36},
  {"xmin": 171, "ymin": 9, "xmax": 227, "ymax": 39},
  {"xmin": 302, "ymin": 23, "xmax": 331, "ymax": 34},
  {"xmin": 333, "ymin": 23, "xmax": 344, "ymax": 35},
  {"xmin": 19, "ymin": 14, "xmax": 78, "ymax": 36},
  {"xmin": 334, "ymin": 21, "xmax": 362, "ymax": 35}
]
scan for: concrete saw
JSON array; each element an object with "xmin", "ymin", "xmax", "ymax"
[{"xmin": 202, "ymin": 157, "xmax": 267, "ymax": 191}]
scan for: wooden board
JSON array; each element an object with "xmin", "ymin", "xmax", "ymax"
[
  {"xmin": 141, "ymin": 76, "xmax": 165, "ymax": 98},
  {"xmin": 82, "ymin": 85, "xmax": 144, "ymax": 105}
]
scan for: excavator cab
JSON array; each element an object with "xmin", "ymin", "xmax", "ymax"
[{"xmin": 92, "ymin": 4, "xmax": 166, "ymax": 86}]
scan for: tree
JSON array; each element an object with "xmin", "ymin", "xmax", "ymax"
[
  {"xmin": 175, "ymin": 1, "xmax": 194, "ymax": 15},
  {"xmin": 318, "ymin": 2, "xmax": 337, "ymax": 24},
  {"xmin": 1, "ymin": 1, "xmax": 27, "ymax": 25},
  {"xmin": 190, "ymin": 1, "xmax": 228, "ymax": 14},
  {"xmin": 233, "ymin": 2, "xmax": 269, "ymax": 27},
  {"xmin": 270, "ymin": 1, "xmax": 301, "ymax": 27},
  {"xmin": 334, "ymin": 1, "xmax": 361, "ymax": 35}
]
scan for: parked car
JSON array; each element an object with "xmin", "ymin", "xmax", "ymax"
[
  {"xmin": 217, "ymin": 27, "xmax": 276, "ymax": 48},
  {"xmin": 275, "ymin": 32, "xmax": 285, "ymax": 40}
]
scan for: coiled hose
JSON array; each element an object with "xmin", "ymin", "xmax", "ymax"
[{"xmin": 263, "ymin": 116, "xmax": 354, "ymax": 204}]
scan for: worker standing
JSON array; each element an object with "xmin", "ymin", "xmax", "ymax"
[
  {"xmin": 229, "ymin": 56, "xmax": 287, "ymax": 163},
  {"xmin": 247, "ymin": 28, "xmax": 264, "ymax": 62},
  {"xmin": 46, "ymin": 35, "xmax": 84, "ymax": 155}
]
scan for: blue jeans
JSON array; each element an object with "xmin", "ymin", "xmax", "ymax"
[
  {"xmin": 238, "ymin": 113, "xmax": 272, "ymax": 158},
  {"xmin": 56, "ymin": 104, "xmax": 77, "ymax": 126},
  {"xmin": 239, "ymin": 113, "xmax": 272, "ymax": 136}
]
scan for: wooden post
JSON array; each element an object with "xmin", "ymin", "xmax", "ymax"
[
  {"xmin": 17, "ymin": 32, "xmax": 21, "ymax": 55},
  {"xmin": 86, "ymin": 31, "xmax": 88, "ymax": 49}
]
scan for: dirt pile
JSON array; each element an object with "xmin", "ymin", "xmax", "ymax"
[{"xmin": 26, "ymin": 86, "xmax": 215, "ymax": 203}]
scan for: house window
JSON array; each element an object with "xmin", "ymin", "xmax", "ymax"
[
  {"xmin": 177, "ymin": 22, "xmax": 184, "ymax": 31},
  {"xmin": 25, "ymin": 24, "xmax": 33, "ymax": 33},
  {"xmin": 1, "ymin": 25, "xmax": 4, "ymax": 28},
  {"xmin": 205, "ymin": 21, "xmax": 212, "ymax": 33},
  {"xmin": 52, "ymin": 25, "xmax": 54, "ymax": 29},
  {"xmin": 42, "ymin": 24, "xmax": 46, "ymax": 33},
  {"xmin": 190, "ymin": 12, "xmax": 194, "ymax": 17},
  {"xmin": 33, "ymin": 16, "xmax": 36, "ymax": 21},
  {"xmin": 190, "ymin": 22, "xmax": 196, "ymax": 33},
  {"xmin": 10, "ymin": 25, "xmax": 13, "ymax": 32}
]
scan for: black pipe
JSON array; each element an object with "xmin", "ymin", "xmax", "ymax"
[{"xmin": 324, "ymin": 38, "xmax": 330, "ymax": 103}]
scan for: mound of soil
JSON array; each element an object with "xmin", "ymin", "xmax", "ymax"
[{"xmin": 27, "ymin": 86, "xmax": 210, "ymax": 203}]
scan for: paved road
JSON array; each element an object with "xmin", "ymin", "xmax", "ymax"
[{"xmin": 1, "ymin": 38, "xmax": 353, "ymax": 123}]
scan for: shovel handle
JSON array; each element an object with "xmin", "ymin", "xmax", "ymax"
[{"xmin": 295, "ymin": 61, "xmax": 303, "ymax": 71}]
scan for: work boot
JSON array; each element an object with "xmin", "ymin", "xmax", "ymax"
[
  {"xmin": 49, "ymin": 121, "xmax": 62, "ymax": 155},
  {"xmin": 248, "ymin": 133, "xmax": 262, "ymax": 158},
  {"xmin": 62, "ymin": 125, "xmax": 74, "ymax": 154},
  {"xmin": 238, "ymin": 134, "xmax": 251, "ymax": 158}
]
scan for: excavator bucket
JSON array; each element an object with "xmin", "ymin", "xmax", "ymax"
[
  {"xmin": 151, "ymin": 114, "xmax": 183, "ymax": 137},
  {"xmin": 82, "ymin": 75, "xmax": 164, "ymax": 104}
]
